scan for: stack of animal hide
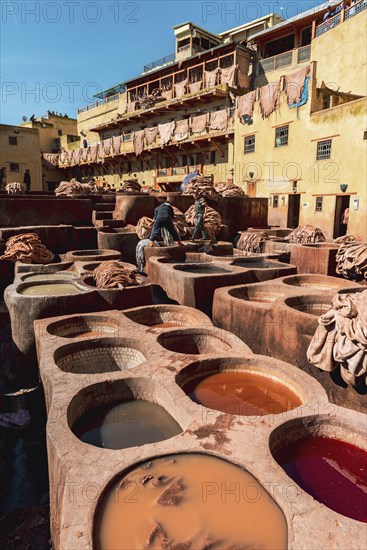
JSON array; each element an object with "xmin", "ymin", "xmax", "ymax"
[
  {"xmin": 334, "ymin": 235, "xmax": 356, "ymax": 244},
  {"xmin": 139, "ymin": 92, "xmax": 165, "ymax": 110},
  {"xmin": 236, "ymin": 232, "xmax": 268, "ymax": 254},
  {"xmin": 55, "ymin": 180, "xmax": 84, "ymax": 196},
  {"xmin": 182, "ymin": 176, "xmax": 219, "ymax": 201},
  {"xmin": 0, "ymin": 233, "xmax": 54, "ymax": 264},
  {"xmin": 215, "ymin": 182, "xmax": 246, "ymax": 198},
  {"xmin": 285, "ymin": 225, "xmax": 326, "ymax": 244},
  {"xmin": 307, "ymin": 289, "xmax": 367, "ymax": 386},
  {"xmin": 93, "ymin": 261, "xmax": 145, "ymax": 289},
  {"xmin": 136, "ymin": 217, "xmax": 154, "ymax": 240},
  {"xmin": 5, "ymin": 182, "xmax": 24, "ymax": 194},
  {"xmin": 119, "ymin": 179, "xmax": 142, "ymax": 193},
  {"xmin": 172, "ymin": 206, "xmax": 188, "ymax": 236},
  {"xmin": 335, "ymin": 243, "xmax": 367, "ymax": 281},
  {"xmin": 185, "ymin": 205, "xmax": 222, "ymax": 240},
  {"xmin": 82, "ymin": 182, "xmax": 101, "ymax": 194}
]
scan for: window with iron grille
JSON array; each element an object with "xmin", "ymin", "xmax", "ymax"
[
  {"xmin": 9, "ymin": 136, "xmax": 17, "ymax": 145},
  {"xmin": 273, "ymin": 195, "xmax": 279, "ymax": 208},
  {"xmin": 244, "ymin": 135, "xmax": 255, "ymax": 154},
  {"xmin": 316, "ymin": 196, "xmax": 323, "ymax": 212},
  {"xmin": 10, "ymin": 163, "xmax": 20, "ymax": 172},
  {"xmin": 275, "ymin": 125, "xmax": 289, "ymax": 147},
  {"xmin": 317, "ymin": 139, "xmax": 332, "ymax": 160}
]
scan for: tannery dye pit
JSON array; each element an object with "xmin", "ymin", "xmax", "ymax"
[
  {"xmin": 183, "ymin": 371, "xmax": 302, "ymax": 415},
  {"xmin": 274, "ymin": 437, "xmax": 367, "ymax": 523},
  {"xmin": 94, "ymin": 454, "xmax": 288, "ymax": 550},
  {"xmin": 72, "ymin": 400, "xmax": 182, "ymax": 449},
  {"xmin": 19, "ymin": 283, "xmax": 83, "ymax": 296}
]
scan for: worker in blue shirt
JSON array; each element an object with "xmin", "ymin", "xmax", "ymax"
[{"xmin": 149, "ymin": 198, "xmax": 183, "ymax": 247}]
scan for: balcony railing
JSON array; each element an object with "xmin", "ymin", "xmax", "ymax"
[
  {"xmin": 143, "ymin": 53, "xmax": 175, "ymax": 73},
  {"xmin": 315, "ymin": 0, "xmax": 366, "ymax": 37},
  {"xmin": 259, "ymin": 48, "xmax": 302, "ymax": 74},
  {"xmin": 297, "ymin": 44, "xmax": 311, "ymax": 63},
  {"xmin": 78, "ymin": 94, "xmax": 119, "ymax": 114}
]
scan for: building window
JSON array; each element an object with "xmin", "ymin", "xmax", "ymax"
[
  {"xmin": 316, "ymin": 196, "xmax": 323, "ymax": 212},
  {"xmin": 244, "ymin": 135, "xmax": 255, "ymax": 154},
  {"xmin": 317, "ymin": 139, "xmax": 332, "ymax": 160},
  {"xmin": 9, "ymin": 136, "xmax": 18, "ymax": 145},
  {"xmin": 10, "ymin": 163, "xmax": 20, "ymax": 172},
  {"xmin": 273, "ymin": 195, "xmax": 279, "ymax": 208},
  {"xmin": 210, "ymin": 150, "xmax": 216, "ymax": 164},
  {"xmin": 57, "ymin": 129, "xmax": 62, "ymax": 136},
  {"xmin": 275, "ymin": 126, "xmax": 289, "ymax": 147}
]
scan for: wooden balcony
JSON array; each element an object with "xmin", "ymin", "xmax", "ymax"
[{"xmin": 258, "ymin": 44, "xmax": 311, "ymax": 74}]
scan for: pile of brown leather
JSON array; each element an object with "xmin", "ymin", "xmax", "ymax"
[
  {"xmin": 93, "ymin": 261, "xmax": 145, "ymax": 289},
  {"xmin": 236, "ymin": 232, "xmax": 268, "ymax": 253},
  {"xmin": 136, "ymin": 217, "xmax": 154, "ymax": 240},
  {"xmin": 55, "ymin": 180, "xmax": 84, "ymax": 196},
  {"xmin": 5, "ymin": 182, "xmax": 24, "ymax": 194},
  {"xmin": 336, "ymin": 243, "xmax": 367, "ymax": 281},
  {"xmin": 215, "ymin": 182, "xmax": 246, "ymax": 198},
  {"xmin": 185, "ymin": 205, "xmax": 222, "ymax": 240},
  {"xmin": 0, "ymin": 233, "xmax": 54, "ymax": 264},
  {"xmin": 182, "ymin": 176, "xmax": 219, "ymax": 201},
  {"xmin": 307, "ymin": 289, "xmax": 367, "ymax": 386},
  {"xmin": 139, "ymin": 91, "xmax": 165, "ymax": 110},
  {"xmin": 285, "ymin": 224, "xmax": 326, "ymax": 244},
  {"xmin": 334, "ymin": 234, "xmax": 356, "ymax": 244},
  {"xmin": 118, "ymin": 178, "xmax": 142, "ymax": 193}
]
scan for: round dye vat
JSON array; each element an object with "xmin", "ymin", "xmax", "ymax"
[
  {"xmin": 274, "ymin": 437, "xmax": 367, "ymax": 522},
  {"xmin": 184, "ymin": 371, "xmax": 302, "ymax": 415},
  {"xmin": 95, "ymin": 454, "xmax": 288, "ymax": 550},
  {"xmin": 72, "ymin": 400, "xmax": 181, "ymax": 449},
  {"xmin": 20, "ymin": 283, "xmax": 83, "ymax": 296},
  {"xmin": 150, "ymin": 322, "xmax": 183, "ymax": 329},
  {"xmin": 174, "ymin": 264, "xmax": 230, "ymax": 274},
  {"xmin": 22, "ymin": 273, "xmax": 76, "ymax": 282}
]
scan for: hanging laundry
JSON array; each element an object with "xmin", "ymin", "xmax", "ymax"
[
  {"xmin": 98, "ymin": 146, "xmax": 104, "ymax": 160},
  {"xmin": 126, "ymin": 101, "xmax": 138, "ymax": 113},
  {"xmin": 236, "ymin": 90, "xmax": 256, "ymax": 123},
  {"xmin": 174, "ymin": 79, "xmax": 188, "ymax": 98},
  {"xmin": 189, "ymin": 81, "xmax": 203, "ymax": 94},
  {"xmin": 285, "ymin": 65, "xmax": 311, "ymax": 106},
  {"xmin": 161, "ymin": 89, "xmax": 173, "ymax": 101},
  {"xmin": 260, "ymin": 82, "xmax": 281, "ymax": 118},
  {"xmin": 73, "ymin": 148, "xmax": 81, "ymax": 164},
  {"xmin": 174, "ymin": 119, "xmax": 189, "ymax": 141},
  {"xmin": 190, "ymin": 113, "xmax": 207, "ymax": 134},
  {"xmin": 112, "ymin": 136, "xmax": 121, "ymax": 155},
  {"xmin": 158, "ymin": 121, "xmax": 175, "ymax": 146},
  {"xmin": 134, "ymin": 129, "xmax": 145, "ymax": 155},
  {"xmin": 67, "ymin": 151, "xmax": 74, "ymax": 165},
  {"xmin": 103, "ymin": 138, "xmax": 112, "ymax": 156},
  {"xmin": 204, "ymin": 68, "xmax": 219, "ymax": 87},
  {"xmin": 144, "ymin": 126, "xmax": 158, "ymax": 146},
  {"xmin": 209, "ymin": 109, "xmax": 228, "ymax": 130},
  {"xmin": 59, "ymin": 152, "xmax": 66, "ymax": 164},
  {"xmin": 42, "ymin": 153, "xmax": 59, "ymax": 166},
  {"xmin": 219, "ymin": 65, "xmax": 236, "ymax": 87}
]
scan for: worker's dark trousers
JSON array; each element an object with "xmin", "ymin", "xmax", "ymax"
[
  {"xmin": 192, "ymin": 215, "xmax": 207, "ymax": 240},
  {"xmin": 150, "ymin": 219, "xmax": 180, "ymax": 242}
]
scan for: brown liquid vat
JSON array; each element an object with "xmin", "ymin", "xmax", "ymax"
[
  {"xmin": 18, "ymin": 281, "xmax": 85, "ymax": 296},
  {"xmin": 93, "ymin": 453, "xmax": 288, "ymax": 550},
  {"xmin": 177, "ymin": 357, "xmax": 303, "ymax": 416},
  {"xmin": 122, "ymin": 304, "xmax": 212, "ymax": 329},
  {"xmin": 54, "ymin": 338, "xmax": 146, "ymax": 374},
  {"xmin": 47, "ymin": 315, "xmax": 120, "ymax": 339}
]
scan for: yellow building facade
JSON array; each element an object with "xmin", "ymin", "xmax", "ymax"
[{"xmin": 0, "ymin": 124, "xmax": 42, "ymax": 190}]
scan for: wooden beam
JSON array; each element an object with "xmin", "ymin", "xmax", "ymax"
[
  {"xmin": 211, "ymin": 139, "xmax": 225, "ymax": 158},
  {"xmin": 164, "ymin": 147, "xmax": 178, "ymax": 165},
  {"xmin": 140, "ymin": 155, "xmax": 151, "ymax": 170},
  {"xmin": 150, "ymin": 150, "xmax": 163, "ymax": 169},
  {"xmin": 193, "ymin": 141, "xmax": 209, "ymax": 159}
]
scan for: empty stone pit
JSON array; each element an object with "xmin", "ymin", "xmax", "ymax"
[
  {"xmin": 157, "ymin": 329, "xmax": 240, "ymax": 355},
  {"xmin": 282, "ymin": 274, "xmax": 358, "ymax": 291},
  {"xmin": 94, "ymin": 453, "xmax": 288, "ymax": 550},
  {"xmin": 173, "ymin": 263, "xmax": 232, "ymax": 275},
  {"xmin": 177, "ymin": 357, "xmax": 303, "ymax": 416},
  {"xmin": 284, "ymin": 295, "xmax": 332, "ymax": 316},
  {"xmin": 54, "ymin": 338, "xmax": 146, "ymax": 374},
  {"xmin": 228, "ymin": 286, "xmax": 284, "ymax": 303},
  {"xmin": 122, "ymin": 305, "xmax": 211, "ymax": 329},
  {"xmin": 63, "ymin": 249, "xmax": 121, "ymax": 262},
  {"xmin": 46, "ymin": 315, "xmax": 120, "ymax": 339},
  {"xmin": 270, "ymin": 418, "xmax": 367, "ymax": 523},
  {"xmin": 68, "ymin": 380, "xmax": 182, "ymax": 450},
  {"xmin": 230, "ymin": 259, "xmax": 288, "ymax": 269}
]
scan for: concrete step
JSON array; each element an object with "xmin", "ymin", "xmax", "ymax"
[
  {"xmin": 92, "ymin": 211, "xmax": 113, "ymax": 223},
  {"xmin": 94, "ymin": 219, "xmax": 126, "ymax": 228},
  {"xmin": 94, "ymin": 203, "xmax": 115, "ymax": 212}
]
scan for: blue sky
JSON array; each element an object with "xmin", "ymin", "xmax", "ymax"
[{"xmin": 1, "ymin": 0, "xmax": 325, "ymax": 124}]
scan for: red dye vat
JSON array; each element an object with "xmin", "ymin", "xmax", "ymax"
[{"xmin": 274, "ymin": 436, "xmax": 367, "ymax": 523}]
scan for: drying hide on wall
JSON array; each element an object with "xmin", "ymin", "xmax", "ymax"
[
  {"xmin": 219, "ymin": 65, "xmax": 236, "ymax": 87},
  {"xmin": 285, "ymin": 65, "xmax": 311, "ymax": 106},
  {"xmin": 189, "ymin": 81, "xmax": 202, "ymax": 94},
  {"xmin": 82, "ymin": 147, "xmax": 89, "ymax": 162},
  {"xmin": 103, "ymin": 138, "xmax": 112, "ymax": 156},
  {"xmin": 174, "ymin": 119, "xmax": 189, "ymax": 141},
  {"xmin": 158, "ymin": 121, "xmax": 175, "ymax": 146},
  {"xmin": 161, "ymin": 89, "xmax": 173, "ymax": 101},
  {"xmin": 190, "ymin": 113, "xmax": 207, "ymax": 134},
  {"xmin": 260, "ymin": 82, "xmax": 280, "ymax": 118},
  {"xmin": 237, "ymin": 90, "xmax": 256, "ymax": 122},
  {"xmin": 42, "ymin": 153, "xmax": 59, "ymax": 166},
  {"xmin": 174, "ymin": 79, "xmax": 188, "ymax": 98},
  {"xmin": 112, "ymin": 136, "xmax": 121, "ymax": 155},
  {"xmin": 204, "ymin": 68, "xmax": 219, "ymax": 87},
  {"xmin": 90, "ymin": 145, "xmax": 98, "ymax": 162},
  {"xmin": 73, "ymin": 149, "xmax": 81, "ymax": 164},
  {"xmin": 307, "ymin": 290, "xmax": 367, "ymax": 386},
  {"xmin": 209, "ymin": 109, "xmax": 228, "ymax": 131},
  {"xmin": 133, "ymin": 130, "xmax": 145, "ymax": 155},
  {"xmin": 144, "ymin": 126, "xmax": 158, "ymax": 146}
]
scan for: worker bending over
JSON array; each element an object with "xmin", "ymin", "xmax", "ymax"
[
  {"xmin": 191, "ymin": 195, "xmax": 208, "ymax": 241},
  {"xmin": 149, "ymin": 199, "xmax": 183, "ymax": 247}
]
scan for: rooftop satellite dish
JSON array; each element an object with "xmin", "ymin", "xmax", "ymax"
[{"xmin": 22, "ymin": 115, "xmax": 27, "ymax": 122}]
